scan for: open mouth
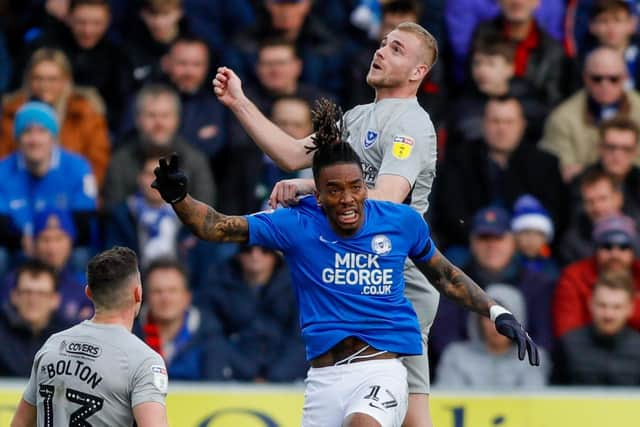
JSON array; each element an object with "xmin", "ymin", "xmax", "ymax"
[
  {"xmin": 337, "ymin": 209, "xmax": 359, "ymax": 225},
  {"xmin": 372, "ymin": 63, "xmax": 382, "ymax": 71}
]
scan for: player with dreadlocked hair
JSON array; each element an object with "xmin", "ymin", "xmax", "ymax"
[
  {"xmin": 151, "ymin": 100, "xmax": 539, "ymax": 426},
  {"xmin": 305, "ymin": 98, "xmax": 363, "ymax": 183}
]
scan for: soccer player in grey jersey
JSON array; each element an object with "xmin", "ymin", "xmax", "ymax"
[
  {"xmin": 11, "ymin": 247, "xmax": 168, "ymax": 427},
  {"xmin": 213, "ymin": 22, "xmax": 439, "ymax": 427}
]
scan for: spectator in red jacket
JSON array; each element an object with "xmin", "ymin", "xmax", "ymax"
[{"xmin": 553, "ymin": 214, "xmax": 640, "ymax": 337}]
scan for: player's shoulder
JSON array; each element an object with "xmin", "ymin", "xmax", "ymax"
[
  {"xmin": 393, "ymin": 100, "xmax": 434, "ymax": 129},
  {"xmin": 365, "ymin": 199, "xmax": 419, "ymax": 219},
  {"xmin": 344, "ymin": 102, "xmax": 374, "ymax": 120}
]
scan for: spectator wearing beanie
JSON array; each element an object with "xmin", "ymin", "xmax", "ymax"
[
  {"xmin": 512, "ymin": 194, "xmax": 560, "ymax": 280},
  {"xmin": 0, "ymin": 102, "xmax": 97, "ymax": 256},
  {"xmin": 1, "ymin": 209, "xmax": 92, "ymax": 323}
]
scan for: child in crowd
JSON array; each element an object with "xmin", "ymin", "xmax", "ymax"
[{"xmin": 511, "ymin": 194, "xmax": 560, "ymax": 280}]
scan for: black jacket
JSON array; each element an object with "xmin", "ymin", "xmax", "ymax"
[
  {"xmin": 434, "ymin": 140, "xmax": 567, "ymax": 247},
  {"xmin": 553, "ymin": 325, "xmax": 640, "ymax": 385},
  {"xmin": 0, "ymin": 303, "xmax": 70, "ymax": 377}
]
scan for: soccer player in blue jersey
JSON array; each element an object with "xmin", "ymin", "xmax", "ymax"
[{"xmin": 152, "ymin": 100, "xmax": 539, "ymax": 427}]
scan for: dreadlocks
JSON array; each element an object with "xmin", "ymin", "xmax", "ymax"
[{"xmin": 305, "ymin": 98, "xmax": 363, "ymax": 181}]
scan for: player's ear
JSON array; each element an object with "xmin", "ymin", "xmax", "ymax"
[
  {"xmin": 134, "ymin": 285, "xmax": 142, "ymax": 304},
  {"xmin": 314, "ymin": 189, "xmax": 322, "ymax": 206},
  {"xmin": 84, "ymin": 285, "xmax": 92, "ymax": 300}
]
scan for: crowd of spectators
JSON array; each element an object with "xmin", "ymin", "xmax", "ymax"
[{"xmin": 2, "ymin": 0, "xmax": 640, "ymax": 388}]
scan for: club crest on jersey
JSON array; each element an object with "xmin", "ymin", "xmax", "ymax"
[
  {"xmin": 392, "ymin": 135, "xmax": 415, "ymax": 160},
  {"xmin": 371, "ymin": 234, "xmax": 392, "ymax": 255},
  {"xmin": 363, "ymin": 130, "xmax": 379, "ymax": 149}
]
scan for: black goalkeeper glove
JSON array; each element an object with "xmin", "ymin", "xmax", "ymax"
[
  {"xmin": 151, "ymin": 153, "xmax": 188, "ymax": 204},
  {"xmin": 495, "ymin": 313, "xmax": 540, "ymax": 366}
]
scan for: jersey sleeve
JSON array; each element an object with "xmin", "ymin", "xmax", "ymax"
[
  {"xmin": 378, "ymin": 113, "xmax": 437, "ymax": 186},
  {"xmin": 406, "ymin": 208, "xmax": 436, "ymax": 263},
  {"xmin": 22, "ymin": 346, "xmax": 46, "ymax": 405},
  {"xmin": 245, "ymin": 207, "xmax": 300, "ymax": 252},
  {"xmin": 130, "ymin": 355, "xmax": 168, "ymax": 408}
]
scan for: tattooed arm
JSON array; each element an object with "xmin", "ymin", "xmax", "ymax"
[
  {"xmin": 414, "ymin": 249, "xmax": 497, "ymax": 317},
  {"xmin": 172, "ymin": 195, "xmax": 249, "ymax": 243}
]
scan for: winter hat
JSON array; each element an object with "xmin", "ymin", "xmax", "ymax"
[
  {"xmin": 33, "ymin": 208, "xmax": 77, "ymax": 242},
  {"xmin": 511, "ymin": 195, "xmax": 554, "ymax": 241},
  {"xmin": 13, "ymin": 101, "xmax": 59, "ymax": 139},
  {"xmin": 593, "ymin": 214, "xmax": 637, "ymax": 247}
]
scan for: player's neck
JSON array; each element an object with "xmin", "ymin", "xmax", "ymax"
[
  {"xmin": 91, "ymin": 310, "xmax": 135, "ymax": 332},
  {"xmin": 374, "ymin": 86, "xmax": 417, "ymax": 102}
]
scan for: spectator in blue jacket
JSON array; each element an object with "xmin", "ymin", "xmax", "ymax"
[
  {"xmin": 0, "ymin": 259, "xmax": 70, "ymax": 377},
  {"xmin": 198, "ymin": 245, "xmax": 308, "ymax": 382},
  {"xmin": 0, "ymin": 101, "xmax": 97, "ymax": 254},
  {"xmin": 135, "ymin": 258, "xmax": 234, "ymax": 381}
]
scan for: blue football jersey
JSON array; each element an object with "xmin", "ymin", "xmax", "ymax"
[
  {"xmin": 246, "ymin": 196, "xmax": 436, "ymax": 360},
  {"xmin": 0, "ymin": 147, "xmax": 97, "ymax": 235}
]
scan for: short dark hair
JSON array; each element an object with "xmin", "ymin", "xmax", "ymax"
[
  {"xmin": 589, "ymin": 0, "xmax": 632, "ymax": 20},
  {"xmin": 305, "ymin": 99, "xmax": 363, "ymax": 182},
  {"xmin": 381, "ymin": 0, "xmax": 422, "ymax": 19},
  {"xmin": 258, "ymin": 37, "xmax": 299, "ymax": 58},
  {"xmin": 599, "ymin": 116, "xmax": 640, "ymax": 142},
  {"xmin": 15, "ymin": 259, "xmax": 59, "ymax": 292},
  {"xmin": 140, "ymin": 0, "xmax": 181, "ymax": 13},
  {"xmin": 69, "ymin": 0, "xmax": 110, "ymax": 11},
  {"xmin": 594, "ymin": 270, "xmax": 635, "ymax": 298},
  {"xmin": 142, "ymin": 257, "xmax": 189, "ymax": 290},
  {"xmin": 170, "ymin": 35, "xmax": 210, "ymax": 54},
  {"xmin": 472, "ymin": 31, "xmax": 516, "ymax": 63},
  {"xmin": 580, "ymin": 167, "xmax": 620, "ymax": 191},
  {"xmin": 87, "ymin": 247, "xmax": 139, "ymax": 309},
  {"xmin": 486, "ymin": 95, "xmax": 524, "ymax": 117}
]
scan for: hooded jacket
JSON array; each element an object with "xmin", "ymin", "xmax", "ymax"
[{"xmin": 436, "ymin": 284, "xmax": 550, "ymax": 388}]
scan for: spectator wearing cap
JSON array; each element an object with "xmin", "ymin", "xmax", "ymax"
[
  {"xmin": 0, "ymin": 259, "xmax": 70, "ymax": 377},
  {"xmin": 511, "ymin": 194, "xmax": 559, "ymax": 280},
  {"xmin": 2, "ymin": 209, "xmax": 93, "ymax": 323},
  {"xmin": 553, "ymin": 214, "xmax": 640, "ymax": 337},
  {"xmin": 197, "ymin": 244, "xmax": 307, "ymax": 382},
  {"xmin": 434, "ymin": 95, "xmax": 566, "ymax": 249},
  {"xmin": 431, "ymin": 206, "xmax": 556, "ymax": 366},
  {"xmin": 540, "ymin": 47, "xmax": 640, "ymax": 183},
  {"xmin": 0, "ymin": 101, "xmax": 97, "ymax": 256},
  {"xmin": 553, "ymin": 270, "xmax": 640, "ymax": 385},
  {"xmin": 436, "ymin": 284, "xmax": 550, "ymax": 388}
]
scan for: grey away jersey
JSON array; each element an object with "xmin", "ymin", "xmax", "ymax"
[
  {"xmin": 344, "ymin": 98, "xmax": 440, "ymax": 336},
  {"xmin": 23, "ymin": 321, "xmax": 167, "ymax": 427},
  {"xmin": 344, "ymin": 97, "xmax": 437, "ymax": 215}
]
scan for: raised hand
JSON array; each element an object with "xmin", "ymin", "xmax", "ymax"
[
  {"xmin": 151, "ymin": 154, "xmax": 188, "ymax": 204},
  {"xmin": 212, "ymin": 66, "xmax": 246, "ymax": 108},
  {"xmin": 495, "ymin": 313, "xmax": 541, "ymax": 366}
]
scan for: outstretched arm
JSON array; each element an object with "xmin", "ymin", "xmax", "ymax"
[
  {"xmin": 213, "ymin": 67, "xmax": 313, "ymax": 172},
  {"xmin": 173, "ymin": 195, "xmax": 248, "ymax": 243},
  {"xmin": 415, "ymin": 249, "xmax": 495, "ymax": 317},
  {"xmin": 415, "ymin": 248, "xmax": 540, "ymax": 366},
  {"xmin": 151, "ymin": 154, "xmax": 248, "ymax": 243}
]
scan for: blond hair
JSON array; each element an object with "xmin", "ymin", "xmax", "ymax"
[
  {"xmin": 395, "ymin": 22, "xmax": 438, "ymax": 68},
  {"xmin": 24, "ymin": 48, "xmax": 73, "ymax": 87}
]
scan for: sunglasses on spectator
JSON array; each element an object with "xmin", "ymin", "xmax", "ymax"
[
  {"xmin": 598, "ymin": 242, "xmax": 632, "ymax": 251},
  {"xmin": 588, "ymin": 74, "xmax": 623, "ymax": 84}
]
